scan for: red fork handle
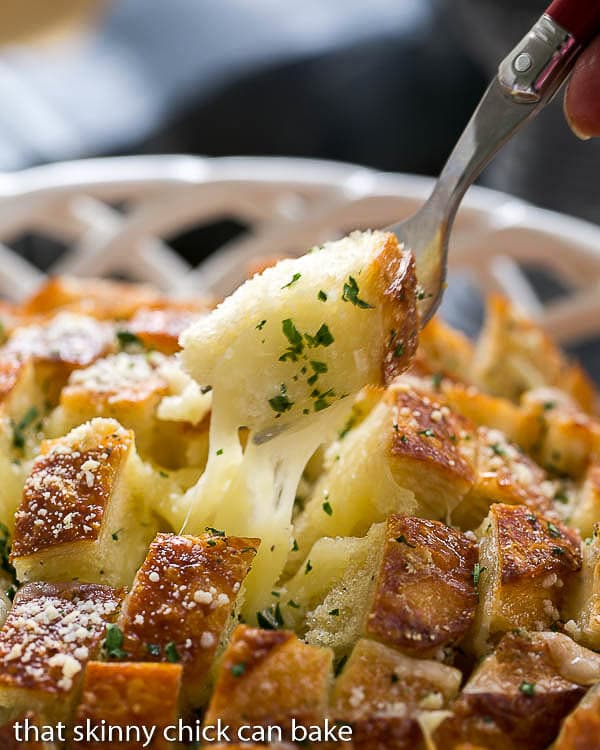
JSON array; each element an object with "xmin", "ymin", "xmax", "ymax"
[{"xmin": 546, "ymin": 0, "xmax": 600, "ymax": 45}]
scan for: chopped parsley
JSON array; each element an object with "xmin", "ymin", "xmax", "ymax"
[
  {"xmin": 552, "ymin": 546, "xmax": 565, "ymax": 557},
  {"xmin": 313, "ymin": 388, "xmax": 336, "ymax": 412},
  {"xmin": 231, "ymin": 662, "xmax": 246, "ymax": 677},
  {"xmin": 257, "ymin": 603, "xmax": 284, "ymax": 630},
  {"xmin": 116, "ymin": 330, "xmax": 143, "ymax": 348},
  {"xmin": 473, "ymin": 563, "xmax": 486, "ymax": 586},
  {"xmin": 205, "ymin": 526, "xmax": 225, "ymax": 537},
  {"xmin": 322, "ymin": 501, "xmax": 333, "ymax": 516},
  {"xmin": 12, "ymin": 406, "xmax": 39, "ymax": 450},
  {"xmin": 291, "ymin": 538, "xmax": 299, "ymax": 552},
  {"xmin": 318, "ymin": 290, "xmax": 328, "ymax": 302},
  {"xmin": 554, "ymin": 489, "xmax": 569, "ymax": 504},
  {"xmin": 165, "ymin": 642, "xmax": 180, "ymax": 662},
  {"xmin": 547, "ymin": 522, "xmax": 561, "ymax": 539},
  {"xmin": 329, "ymin": 608, "xmax": 340, "ymax": 616},
  {"xmin": 342, "ymin": 276, "xmax": 374, "ymax": 309},
  {"xmin": 269, "ymin": 384, "xmax": 294, "ymax": 414},
  {"xmin": 393, "ymin": 342, "xmax": 404, "ymax": 358},
  {"xmin": 395, "ymin": 535, "xmax": 415, "ymax": 548},
  {"xmin": 307, "ymin": 360, "xmax": 328, "ymax": 386},
  {"xmin": 305, "ymin": 323, "xmax": 334, "ymax": 348},
  {"xmin": 287, "ymin": 600, "xmax": 300, "ymax": 609},
  {"xmin": 280, "ymin": 319, "xmax": 304, "ymax": 361},
  {"xmin": 103, "ymin": 624, "xmax": 126, "ymax": 660},
  {"xmin": 111, "ymin": 529, "xmax": 123, "ymax": 542},
  {"xmin": 146, "ymin": 643, "xmax": 161, "ymax": 657},
  {"xmin": 216, "ymin": 448, "xmax": 224, "ymax": 456},
  {"xmin": 417, "ymin": 429, "xmax": 435, "ymax": 438},
  {"xmin": 305, "ymin": 559, "xmax": 313, "ymax": 575},
  {"xmin": 281, "ymin": 273, "xmax": 301, "ymax": 289},
  {"xmin": 431, "ymin": 373, "xmax": 443, "ymax": 391},
  {"xmin": 490, "ymin": 443, "xmax": 506, "ymax": 456},
  {"xmin": 519, "ymin": 681, "xmax": 535, "ymax": 696},
  {"xmin": 256, "ymin": 319, "xmax": 267, "ymax": 330},
  {"xmin": 543, "ymin": 401, "xmax": 556, "ymax": 411}
]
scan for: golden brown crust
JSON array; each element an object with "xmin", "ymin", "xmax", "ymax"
[
  {"xmin": 412, "ymin": 316, "xmax": 474, "ymax": 383},
  {"xmin": 365, "ymin": 515, "xmax": 478, "ymax": 655},
  {"xmin": 387, "ymin": 383, "xmax": 476, "ymax": 486},
  {"xmin": 22, "ymin": 277, "xmax": 161, "ymax": 321},
  {"xmin": 12, "ymin": 425, "xmax": 132, "ymax": 557},
  {"xmin": 434, "ymin": 632, "xmax": 587, "ymax": 750},
  {"xmin": 0, "ymin": 582, "xmax": 123, "ymax": 694},
  {"xmin": 205, "ymin": 625, "xmax": 332, "ymax": 736},
  {"xmin": 368, "ymin": 234, "xmax": 418, "ymax": 385},
  {"xmin": 127, "ymin": 302, "xmax": 209, "ymax": 354},
  {"xmin": 117, "ymin": 533, "xmax": 258, "ymax": 701},
  {"xmin": 493, "ymin": 504, "xmax": 581, "ymax": 583},
  {"xmin": 554, "ymin": 683, "xmax": 600, "ymax": 750},
  {"xmin": 72, "ymin": 661, "xmax": 182, "ymax": 749}
]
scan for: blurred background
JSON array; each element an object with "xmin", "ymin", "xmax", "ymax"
[
  {"xmin": 2, "ymin": 0, "xmax": 598, "ymax": 221},
  {"xmin": 1, "ymin": 0, "xmax": 599, "ymax": 374}
]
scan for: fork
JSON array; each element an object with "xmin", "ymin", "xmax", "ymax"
[{"xmin": 390, "ymin": 0, "xmax": 600, "ymax": 326}]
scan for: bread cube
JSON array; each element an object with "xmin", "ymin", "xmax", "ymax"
[
  {"xmin": 117, "ymin": 533, "xmax": 258, "ymax": 706},
  {"xmin": 472, "ymin": 295, "xmax": 594, "ymax": 411},
  {"xmin": 364, "ymin": 515, "xmax": 477, "ymax": 657},
  {"xmin": 290, "ymin": 380, "xmax": 475, "ymax": 570},
  {"xmin": 204, "ymin": 625, "xmax": 332, "ymax": 739},
  {"xmin": 127, "ymin": 301, "xmax": 209, "ymax": 354},
  {"xmin": 434, "ymin": 632, "xmax": 600, "ymax": 750},
  {"xmin": 453, "ymin": 426, "xmax": 556, "ymax": 529},
  {"xmin": 521, "ymin": 389, "xmax": 600, "ymax": 478},
  {"xmin": 442, "ymin": 380, "xmax": 542, "ymax": 453},
  {"xmin": 0, "ymin": 582, "xmax": 123, "ymax": 723},
  {"xmin": 286, "ymin": 515, "xmax": 477, "ymax": 660},
  {"xmin": 2, "ymin": 313, "xmax": 115, "ymax": 405},
  {"xmin": 11, "ymin": 419, "xmax": 158, "ymax": 588},
  {"xmin": 22, "ymin": 276, "xmax": 161, "ymax": 321},
  {"xmin": 554, "ymin": 681, "xmax": 600, "ymax": 750},
  {"xmin": 181, "ymin": 231, "xmax": 418, "ymax": 436},
  {"xmin": 412, "ymin": 316, "xmax": 474, "ymax": 382},
  {"xmin": 330, "ymin": 638, "xmax": 461, "ymax": 750},
  {"xmin": 564, "ymin": 524, "xmax": 600, "ymax": 649},
  {"xmin": 472, "ymin": 504, "xmax": 581, "ymax": 654},
  {"xmin": 70, "ymin": 661, "xmax": 182, "ymax": 749},
  {"xmin": 570, "ymin": 464, "xmax": 600, "ymax": 538}
]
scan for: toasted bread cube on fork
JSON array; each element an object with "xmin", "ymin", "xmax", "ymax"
[
  {"xmin": 11, "ymin": 419, "xmax": 158, "ymax": 588},
  {"xmin": 434, "ymin": 632, "xmax": 600, "ymax": 750},
  {"xmin": 70, "ymin": 661, "xmax": 182, "ymax": 750},
  {"xmin": 472, "ymin": 504, "xmax": 581, "ymax": 655},
  {"xmin": 330, "ymin": 638, "xmax": 461, "ymax": 750},
  {"xmin": 204, "ymin": 625, "xmax": 332, "ymax": 740},
  {"xmin": 0, "ymin": 582, "xmax": 124, "ymax": 724},
  {"xmin": 116, "ymin": 532, "xmax": 258, "ymax": 707}
]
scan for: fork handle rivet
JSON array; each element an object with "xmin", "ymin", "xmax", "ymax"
[{"xmin": 514, "ymin": 52, "xmax": 533, "ymax": 72}]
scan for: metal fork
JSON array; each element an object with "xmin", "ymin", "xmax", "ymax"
[{"xmin": 389, "ymin": 0, "xmax": 600, "ymax": 326}]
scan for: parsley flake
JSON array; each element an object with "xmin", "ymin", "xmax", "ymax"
[
  {"xmin": 256, "ymin": 319, "xmax": 267, "ymax": 330},
  {"xmin": 257, "ymin": 603, "xmax": 284, "ymax": 630},
  {"xmin": 342, "ymin": 276, "xmax": 374, "ymax": 309},
  {"xmin": 146, "ymin": 643, "xmax": 161, "ymax": 657},
  {"xmin": 305, "ymin": 559, "xmax": 313, "ymax": 574},
  {"xmin": 103, "ymin": 624, "xmax": 126, "ymax": 660},
  {"xmin": 547, "ymin": 522, "xmax": 561, "ymax": 539},
  {"xmin": 231, "ymin": 662, "xmax": 246, "ymax": 677},
  {"xmin": 322, "ymin": 501, "xmax": 333, "ymax": 516},
  {"xmin": 281, "ymin": 273, "xmax": 301, "ymax": 289},
  {"xmin": 269, "ymin": 384, "xmax": 294, "ymax": 414},
  {"xmin": 116, "ymin": 330, "xmax": 143, "ymax": 348},
  {"xmin": 395, "ymin": 535, "xmax": 415, "ymax": 548},
  {"xmin": 519, "ymin": 681, "xmax": 535, "ymax": 696},
  {"xmin": 165, "ymin": 642, "xmax": 180, "ymax": 662},
  {"xmin": 473, "ymin": 563, "xmax": 486, "ymax": 586},
  {"xmin": 12, "ymin": 406, "xmax": 39, "ymax": 450},
  {"xmin": 205, "ymin": 527, "xmax": 225, "ymax": 537},
  {"xmin": 318, "ymin": 290, "xmax": 328, "ymax": 302},
  {"xmin": 279, "ymin": 319, "xmax": 304, "ymax": 361}
]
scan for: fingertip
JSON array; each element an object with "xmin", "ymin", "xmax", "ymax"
[{"xmin": 564, "ymin": 36, "xmax": 600, "ymax": 140}]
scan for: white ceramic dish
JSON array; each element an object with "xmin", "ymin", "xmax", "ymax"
[{"xmin": 0, "ymin": 154, "xmax": 598, "ymax": 346}]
